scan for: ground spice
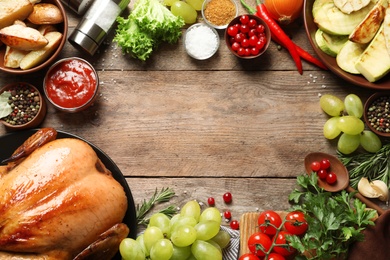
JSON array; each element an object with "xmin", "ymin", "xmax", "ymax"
[{"xmin": 204, "ymin": 0, "xmax": 236, "ymax": 26}]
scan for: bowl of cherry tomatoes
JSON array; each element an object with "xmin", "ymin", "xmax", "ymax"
[{"xmin": 225, "ymin": 14, "xmax": 271, "ymax": 59}]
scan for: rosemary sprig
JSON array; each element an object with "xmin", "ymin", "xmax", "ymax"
[
  {"xmin": 136, "ymin": 187, "xmax": 177, "ymax": 226},
  {"xmin": 337, "ymin": 143, "xmax": 390, "ymax": 189}
]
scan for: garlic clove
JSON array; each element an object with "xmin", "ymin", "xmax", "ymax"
[
  {"xmin": 371, "ymin": 180, "xmax": 389, "ymax": 201},
  {"xmin": 358, "ymin": 177, "xmax": 389, "ymax": 202}
]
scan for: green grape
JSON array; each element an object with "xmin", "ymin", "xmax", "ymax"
[
  {"xmin": 320, "ymin": 94, "xmax": 344, "ymax": 116},
  {"xmin": 360, "ymin": 130, "xmax": 382, "ymax": 153},
  {"xmin": 171, "ymin": 225, "xmax": 197, "ymax": 247},
  {"xmin": 344, "ymin": 94, "xmax": 363, "ymax": 118},
  {"xmin": 187, "ymin": 254, "xmax": 197, "ymax": 260},
  {"xmin": 119, "ymin": 238, "xmax": 145, "ymax": 260},
  {"xmin": 143, "ymin": 226, "xmax": 164, "ymax": 255},
  {"xmin": 136, "ymin": 234, "xmax": 148, "ymax": 257},
  {"xmin": 337, "ymin": 133, "xmax": 360, "ymax": 154},
  {"xmin": 149, "ymin": 238, "xmax": 173, "ymax": 260},
  {"xmin": 323, "ymin": 116, "xmax": 341, "ymax": 139},
  {"xmin": 149, "ymin": 213, "xmax": 171, "ymax": 238},
  {"xmin": 199, "ymin": 207, "xmax": 222, "ymax": 225},
  {"xmin": 191, "ymin": 240, "xmax": 223, "ymax": 260},
  {"xmin": 337, "ymin": 115, "xmax": 364, "ymax": 135},
  {"xmin": 171, "ymin": 1, "xmax": 197, "ymax": 24},
  {"xmin": 195, "ymin": 220, "xmax": 220, "ymax": 241},
  {"xmin": 206, "ymin": 239, "xmax": 222, "ymax": 252},
  {"xmin": 170, "ymin": 245, "xmax": 192, "ymax": 260},
  {"xmin": 180, "ymin": 200, "xmax": 201, "ymax": 222},
  {"xmin": 211, "ymin": 230, "xmax": 231, "ymax": 249},
  {"xmin": 170, "ymin": 213, "xmax": 181, "ymax": 227},
  {"xmin": 186, "ymin": 0, "xmax": 203, "ymax": 10},
  {"xmin": 164, "ymin": 0, "xmax": 178, "ymax": 6},
  {"xmin": 171, "ymin": 216, "xmax": 198, "ymax": 231}
]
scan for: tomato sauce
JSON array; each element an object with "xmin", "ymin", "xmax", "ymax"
[{"xmin": 45, "ymin": 58, "xmax": 98, "ymax": 110}]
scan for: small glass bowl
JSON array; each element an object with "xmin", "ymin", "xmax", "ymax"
[
  {"xmin": 0, "ymin": 82, "xmax": 47, "ymax": 131},
  {"xmin": 363, "ymin": 92, "xmax": 390, "ymax": 137},
  {"xmin": 184, "ymin": 23, "xmax": 220, "ymax": 60},
  {"xmin": 43, "ymin": 57, "xmax": 99, "ymax": 113},
  {"xmin": 201, "ymin": 0, "xmax": 238, "ymax": 30}
]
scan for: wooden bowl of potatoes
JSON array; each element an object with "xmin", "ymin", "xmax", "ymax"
[{"xmin": 0, "ymin": 0, "xmax": 68, "ymax": 74}]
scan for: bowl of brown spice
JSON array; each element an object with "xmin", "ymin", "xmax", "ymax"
[
  {"xmin": 0, "ymin": 82, "xmax": 46, "ymax": 131},
  {"xmin": 201, "ymin": 0, "xmax": 238, "ymax": 29}
]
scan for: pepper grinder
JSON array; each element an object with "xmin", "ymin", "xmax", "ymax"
[
  {"xmin": 60, "ymin": 0, "xmax": 95, "ymax": 15},
  {"xmin": 68, "ymin": 0, "xmax": 130, "ymax": 55}
]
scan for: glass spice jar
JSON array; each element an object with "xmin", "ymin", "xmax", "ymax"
[{"xmin": 68, "ymin": 0, "xmax": 130, "ymax": 55}]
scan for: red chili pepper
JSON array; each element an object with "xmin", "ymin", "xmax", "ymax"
[
  {"xmin": 271, "ymin": 35, "xmax": 328, "ymax": 70},
  {"xmin": 256, "ymin": 3, "xmax": 303, "ymax": 74}
]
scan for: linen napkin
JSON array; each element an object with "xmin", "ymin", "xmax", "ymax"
[
  {"xmin": 221, "ymin": 225, "xmax": 240, "ymax": 260},
  {"xmin": 347, "ymin": 209, "xmax": 390, "ymax": 260}
]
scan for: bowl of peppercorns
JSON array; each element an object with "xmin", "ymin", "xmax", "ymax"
[
  {"xmin": 364, "ymin": 92, "xmax": 390, "ymax": 137},
  {"xmin": 0, "ymin": 82, "xmax": 46, "ymax": 131}
]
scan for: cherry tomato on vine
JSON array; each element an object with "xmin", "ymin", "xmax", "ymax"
[
  {"xmin": 326, "ymin": 171, "xmax": 337, "ymax": 184},
  {"xmin": 284, "ymin": 211, "xmax": 308, "ymax": 236},
  {"xmin": 268, "ymin": 252, "xmax": 286, "ymax": 260},
  {"xmin": 257, "ymin": 210, "xmax": 282, "ymax": 236},
  {"xmin": 239, "ymin": 253, "xmax": 260, "ymax": 260},
  {"xmin": 272, "ymin": 231, "xmax": 297, "ymax": 256},
  {"xmin": 247, "ymin": 232, "xmax": 272, "ymax": 257}
]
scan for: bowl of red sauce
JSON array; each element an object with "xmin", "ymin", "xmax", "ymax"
[{"xmin": 43, "ymin": 57, "xmax": 99, "ymax": 112}]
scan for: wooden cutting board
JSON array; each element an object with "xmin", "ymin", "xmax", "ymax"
[{"xmin": 239, "ymin": 211, "xmax": 288, "ymax": 256}]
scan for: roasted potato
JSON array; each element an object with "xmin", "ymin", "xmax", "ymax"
[
  {"xmin": 27, "ymin": 3, "xmax": 63, "ymax": 25},
  {"xmin": 4, "ymin": 45, "xmax": 28, "ymax": 68},
  {"xmin": 0, "ymin": 0, "xmax": 34, "ymax": 29},
  {"xmin": 20, "ymin": 31, "xmax": 62, "ymax": 70},
  {"xmin": 0, "ymin": 23, "xmax": 48, "ymax": 51}
]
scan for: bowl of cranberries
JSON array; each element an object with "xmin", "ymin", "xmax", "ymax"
[{"xmin": 225, "ymin": 14, "xmax": 271, "ymax": 59}]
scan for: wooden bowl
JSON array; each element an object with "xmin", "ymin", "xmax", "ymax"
[
  {"xmin": 0, "ymin": 0, "xmax": 68, "ymax": 75},
  {"xmin": 363, "ymin": 92, "xmax": 390, "ymax": 137},
  {"xmin": 224, "ymin": 14, "xmax": 271, "ymax": 59},
  {"xmin": 0, "ymin": 82, "xmax": 47, "ymax": 131}
]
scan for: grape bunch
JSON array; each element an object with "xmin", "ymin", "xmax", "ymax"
[
  {"xmin": 320, "ymin": 94, "xmax": 382, "ymax": 154},
  {"xmin": 120, "ymin": 200, "xmax": 230, "ymax": 260}
]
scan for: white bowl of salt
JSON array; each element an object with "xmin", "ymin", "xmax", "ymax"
[{"xmin": 184, "ymin": 23, "xmax": 220, "ymax": 60}]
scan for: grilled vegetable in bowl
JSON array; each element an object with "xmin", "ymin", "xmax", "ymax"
[{"xmin": 303, "ymin": 0, "xmax": 390, "ymax": 89}]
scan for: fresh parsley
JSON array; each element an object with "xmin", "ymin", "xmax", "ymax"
[{"xmin": 288, "ymin": 173, "xmax": 376, "ymax": 259}]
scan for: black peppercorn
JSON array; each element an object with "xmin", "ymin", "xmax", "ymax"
[
  {"xmin": 367, "ymin": 96, "xmax": 390, "ymax": 133},
  {"xmin": 1, "ymin": 83, "xmax": 41, "ymax": 126}
]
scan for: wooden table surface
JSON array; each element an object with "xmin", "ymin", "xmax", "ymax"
[{"xmin": 0, "ymin": 1, "xmax": 387, "ymax": 238}]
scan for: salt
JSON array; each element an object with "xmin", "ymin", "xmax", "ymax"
[{"xmin": 185, "ymin": 24, "xmax": 219, "ymax": 60}]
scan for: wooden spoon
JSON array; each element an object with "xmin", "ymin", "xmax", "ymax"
[{"xmin": 304, "ymin": 152, "xmax": 385, "ymax": 216}]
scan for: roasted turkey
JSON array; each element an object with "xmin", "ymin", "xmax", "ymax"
[{"xmin": 0, "ymin": 128, "xmax": 129, "ymax": 259}]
